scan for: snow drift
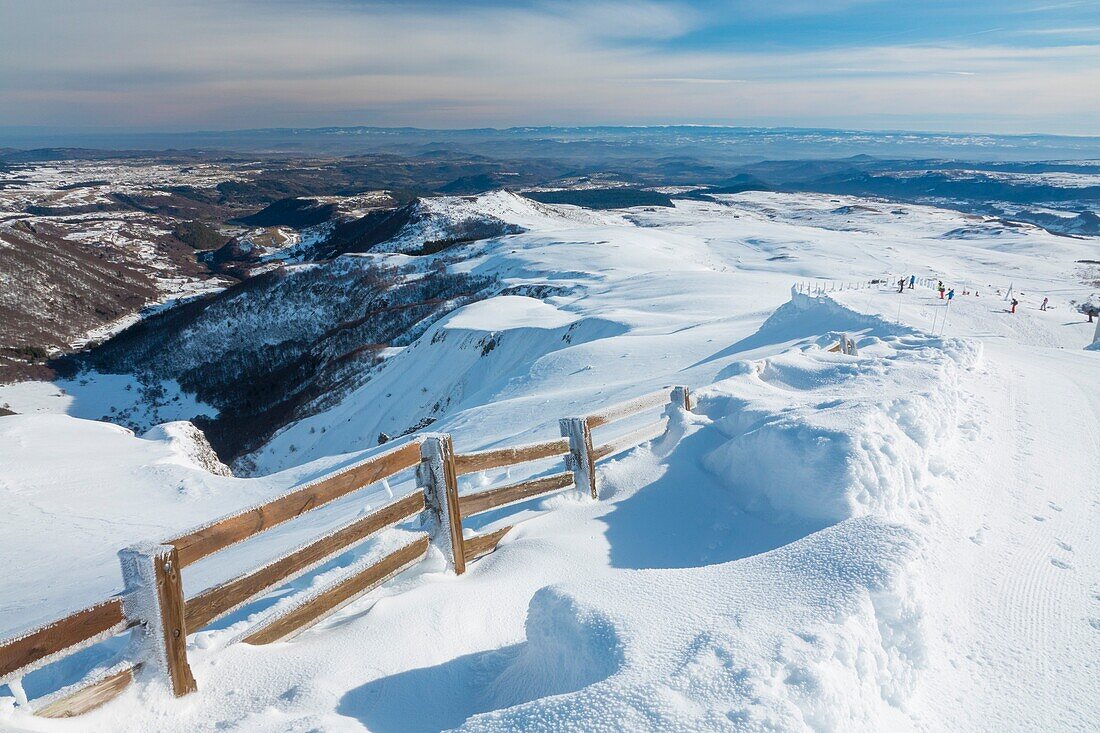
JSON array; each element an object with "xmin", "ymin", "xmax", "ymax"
[
  {"xmin": 450, "ymin": 295, "xmax": 979, "ymax": 731},
  {"xmin": 698, "ymin": 290, "xmax": 982, "ymax": 524},
  {"xmin": 462, "ymin": 518, "xmax": 918, "ymax": 732}
]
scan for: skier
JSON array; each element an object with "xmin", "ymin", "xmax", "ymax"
[
  {"xmin": 898, "ymin": 277, "xmax": 905, "ymax": 293},
  {"xmin": 908, "ymin": 274, "xmax": 915, "ymax": 289},
  {"xmin": 939, "ymin": 284, "xmax": 946, "ymax": 299},
  {"xmin": 1040, "ymin": 297, "xmax": 1049, "ymax": 311},
  {"xmin": 1010, "ymin": 298, "xmax": 1018, "ymax": 314},
  {"xmin": 947, "ymin": 288, "xmax": 955, "ymax": 301}
]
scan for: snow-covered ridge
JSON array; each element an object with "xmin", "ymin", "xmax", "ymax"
[
  {"xmin": 251, "ymin": 295, "xmax": 627, "ymax": 471},
  {"xmin": 318, "ymin": 190, "xmax": 614, "ymax": 259},
  {"xmin": 380, "ymin": 195, "xmax": 527, "ymax": 254},
  {"xmin": 413, "ymin": 190, "xmax": 612, "ymax": 232}
]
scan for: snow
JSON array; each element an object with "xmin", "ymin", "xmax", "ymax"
[
  {"xmin": 0, "ymin": 160, "xmax": 252, "ymax": 207},
  {"xmin": 699, "ymin": 296, "xmax": 981, "ymax": 526},
  {"xmin": 143, "ymin": 422, "xmax": 233, "ymax": 477},
  {"xmin": 457, "ymin": 517, "xmax": 919, "ymax": 732},
  {"xmin": 0, "ymin": 416, "xmax": 252, "ymax": 634},
  {"xmin": 0, "ymin": 372, "xmax": 215, "ymax": 434},
  {"xmin": 1, "ymin": 190, "xmax": 1098, "ymax": 731},
  {"xmin": 441, "ymin": 296, "xmax": 580, "ymax": 332}
]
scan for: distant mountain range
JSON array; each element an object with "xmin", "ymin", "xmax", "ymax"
[{"xmin": 4, "ymin": 124, "xmax": 1100, "ymax": 161}]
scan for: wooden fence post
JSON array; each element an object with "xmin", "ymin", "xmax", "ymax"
[
  {"xmin": 419, "ymin": 434, "xmax": 466, "ymax": 575},
  {"xmin": 560, "ymin": 417, "xmax": 597, "ymax": 499},
  {"xmin": 671, "ymin": 385, "xmax": 692, "ymax": 412},
  {"xmin": 117, "ymin": 543, "xmax": 196, "ymax": 697}
]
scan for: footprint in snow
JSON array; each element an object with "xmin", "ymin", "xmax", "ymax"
[
  {"xmin": 1050, "ymin": 558, "xmax": 1073, "ymax": 570},
  {"xmin": 958, "ymin": 419, "xmax": 981, "ymax": 440},
  {"xmin": 1088, "ymin": 618, "xmax": 1100, "ymax": 632},
  {"xmin": 1057, "ymin": 541, "xmax": 1073, "ymax": 552},
  {"xmin": 1048, "ymin": 501, "xmax": 1063, "ymax": 512},
  {"xmin": 1032, "ymin": 515, "xmax": 1046, "ymax": 522}
]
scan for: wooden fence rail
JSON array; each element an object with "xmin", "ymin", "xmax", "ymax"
[
  {"xmin": 0, "ymin": 599, "xmax": 129, "ymax": 685},
  {"xmin": 168, "ymin": 440, "xmax": 422, "ymax": 568},
  {"xmin": 459, "ymin": 471, "xmax": 575, "ymax": 519},
  {"xmin": 453, "ymin": 438, "xmax": 570, "ymax": 476},
  {"xmin": 184, "ymin": 492, "xmax": 425, "ymax": 631},
  {"xmin": 0, "ymin": 384, "xmax": 694, "ymax": 718}
]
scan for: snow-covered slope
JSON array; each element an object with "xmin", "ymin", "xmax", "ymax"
[
  {"xmin": 250, "ymin": 191, "xmax": 1097, "ymax": 473},
  {"xmin": 1, "ymin": 191, "xmax": 1097, "ymax": 731},
  {"xmin": 318, "ymin": 191, "xmax": 592, "ymax": 259}
]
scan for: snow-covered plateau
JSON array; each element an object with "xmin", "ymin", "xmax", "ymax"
[{"xmin": 1, "ymin": 190, "xmax": 1097, "ymax": 732}]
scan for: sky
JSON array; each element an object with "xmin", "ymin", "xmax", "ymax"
[{"xmin": 1, "ymin": 0, "xmax": 1098, "ymax": 135}]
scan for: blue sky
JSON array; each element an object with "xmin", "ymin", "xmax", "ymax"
[
  {"xmin": 657, "ymin": 1, "xmax": 1100, "ymax": 52},
  {"xmin": 0, "ymin": 0, "xmax": 1097, "ymax": 134}
]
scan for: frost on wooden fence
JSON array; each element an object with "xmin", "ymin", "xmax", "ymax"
[
  {"xmin": 427, "ymin": 432, "xmax": 581, "ymax": 575},
  {"xmin": 0, "ymin": 385, "xmax": 695, "ymax": 717},
  {"xmin": 168, "ymin": 440, "xmax": 422, "ymax": 568},
  {"xmin": 118, "ymin": 543, "xmax": 196, "ymax": 698},
  {"xmin": 563, "ymin": 386, "xmax": 690, "ymax": 499}
]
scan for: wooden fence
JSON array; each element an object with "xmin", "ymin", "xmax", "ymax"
[
  {"xmin": 793, "ymin": 275, "xmax": 940, "ymax": 296},
  {"xmin": 0, "ymin": 385, "xmax": 692, "ymax": 718}
]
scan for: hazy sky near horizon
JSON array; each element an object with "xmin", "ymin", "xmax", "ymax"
[{"xmin": 1, "ymin": 0, "xmax": 1098, "ymax": 135}]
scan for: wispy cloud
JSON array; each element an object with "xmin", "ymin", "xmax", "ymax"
[
  {"xmin": 1015, "ymin": 25, "xmax": 1100, "ymax": 35},
  {"xmin": 629, "ymin": 78, "xmax": 748, "ymax": 84},
  {"xmin": 1011, "ymin": 1, "xmax": 1096, "ymax": 13}
]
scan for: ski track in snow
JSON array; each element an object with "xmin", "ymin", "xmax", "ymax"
[{"xmin": 1, "ymin": 190, "xmax": 1098, "ymax": 731}]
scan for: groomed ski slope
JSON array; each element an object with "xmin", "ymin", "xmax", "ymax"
[{"xmin": 1, "ymin": 191, "xmax": 1098, "ymax": 731}]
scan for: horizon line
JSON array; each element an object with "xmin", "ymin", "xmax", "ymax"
[{"xmin": 4, "ymin": 122, "xmax": 1100, "ymax": 143}]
